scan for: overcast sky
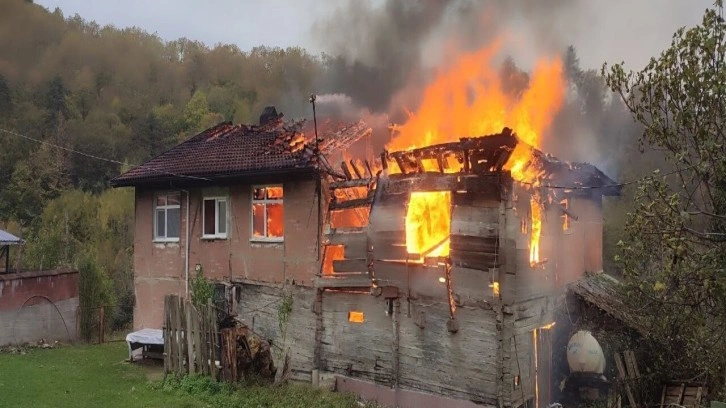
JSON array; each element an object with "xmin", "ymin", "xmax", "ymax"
[{"xmin": 36, "ymin": 0, "xmax": 713, "ymax": 70}]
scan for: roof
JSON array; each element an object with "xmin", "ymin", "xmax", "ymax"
[
  {"xmin": 111, "ymin": 116, "xmax": 373, "ymax": 188},
  {"xmin": 0, "ymin": 229, "xmax": 22, "ymax": 245},
  {"xmin": 384, "ymin": 128, "xmax": 621, "ymax": 196},
  {"xmin": 569, "ymin": 273, "xmax": 649, "ymax": 335},
  {"xmin": 111, "ymin": 120, "xmax": 317, "ymax": 187}
]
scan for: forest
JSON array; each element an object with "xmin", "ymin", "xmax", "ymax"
[{"xmin": 2, "ymin": 1, "xmax": 725, "ymax": 398}]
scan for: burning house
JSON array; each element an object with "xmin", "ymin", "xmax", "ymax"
[
  {"xmin": 109, "ymin": 40, "xmax": 622, "ymax": 407},
  {"xmin": 111, "ymin": 104, "xmax": 619, "ymax": 407}
]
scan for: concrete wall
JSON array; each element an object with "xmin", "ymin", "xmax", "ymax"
[
  {"xmin": 133, "ymin": 177, "xmax": 321, "ymax": 330},
  {"xmin": 0, "ymin": 269, "xmax": 79, "ymax": 346}
]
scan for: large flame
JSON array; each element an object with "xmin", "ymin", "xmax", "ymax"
[
  {"xmin": 405, "ymin": 191, "xmax": 452, "ymax": 257},
  {"xmin": 391, "ymin": 41, "xmax": 565, "ymax": 266}
]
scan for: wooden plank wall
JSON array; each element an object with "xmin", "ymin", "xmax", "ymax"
[
  {"xmin": 399, "ymin": 299, "xmax": 500, "ymax": 405},
  {"xmin": 233, "ymin": 284, "xmax": 317, "ymax": 382},
  {"xmin": 320, "ymin": 290, "xmax": 500, "ymax": 405},
  {"xmin": 319, "ymin": 291, "xmax": 395, "ymax": 385}
]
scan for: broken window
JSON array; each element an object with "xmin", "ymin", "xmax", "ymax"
[
  {"xmin": 251, "ymin": 186, "xmax": 284, "ymax": 241},
  {"xmin": 203, "ymin": 197, "xmax": 228, "ymax": 239},
  {"xmin": 154, "ymin": 192, "xmax": 181, "ymax": 241}
]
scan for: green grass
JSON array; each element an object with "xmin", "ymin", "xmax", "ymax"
[{"xmin": 0, "ymin": 342, "xmax": 361, "ymax": 408}]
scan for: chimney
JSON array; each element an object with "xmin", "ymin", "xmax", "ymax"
[{"xmin": 259, "ymin": 106, "xmax": 282, "ymax": 126}]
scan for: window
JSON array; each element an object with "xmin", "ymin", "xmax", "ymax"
[
  {"xmin": 154, "ymin": 192, "xmax": 181, "ymax": 241},
  {"xmin": 203, "ymin": 197, "xmax": 228, "ymax": 239},
  {"xmin": 251, "ymin": 186, "xmax": 284, "ymax": 241}
]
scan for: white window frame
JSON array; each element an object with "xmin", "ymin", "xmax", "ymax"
[
  {"xmin": 202, "ymin": 196, "xmax": 228, "ymax": 239},
  {"xmin": 153, "ymin": 191, "xmax": 181, "ymax": 242},
  {"xmin": 251, "ymin": 185, "xmax": 284, "ymax": 242}
]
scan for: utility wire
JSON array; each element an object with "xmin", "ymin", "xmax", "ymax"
[
  {"xmin": 0, "ymin": 127, "xmax": 210, "ymax": 182},
  {"xmin": 0, "ymin": 127, "xmax": 698, "ymax": 190}
]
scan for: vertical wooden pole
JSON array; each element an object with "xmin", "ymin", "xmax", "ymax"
[
  {"xmin": 186, "ymin": 301, "xmax": 195, "ymax": 374},
  {"xmin": 201, "ymin": 304, "xmax": 209, "ymax": 376},
  {"xmin": 175, "ymin": 296, "xmax": 184, "ymax": 375},
  {"xmin": 193, "ymin": 305, "xmax": 202, "ymax": 376},
  {"xmin": 98, "ymin": 307, "xmax": 105, "ymax": 344},
  {"xmin": 209, "ymin": 303, "xmax": 218, "ymax": 379},
  {"xmin": 163, "ymin": 295, "xmax": 170, "ymax": 375}
]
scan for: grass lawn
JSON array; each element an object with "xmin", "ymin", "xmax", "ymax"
[{"xmin": 0, "ymin": 341, "xmax": 362, "ymax": 408}]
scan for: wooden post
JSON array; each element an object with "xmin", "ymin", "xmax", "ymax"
[
  {"xmin": 209, "ymin": 303, "xmax": 218, "ymax": 379},
  {"xmin": 186, "ymin": 302, "xmax": 195, "ymax": 374},
  {"xmin": 175, "ymin": 296, "xmax": 184, "ymax": 375},
  {"xmin": 163, "ymin": 296, "xmax": 170, "ymax": 374},
  {"xmin": 193, "ymin": 306, "xmax": 202, "ymax": 376},
  {"xmin": 98, "ymin": 307, "xmax": 105, "ymax": 344}
]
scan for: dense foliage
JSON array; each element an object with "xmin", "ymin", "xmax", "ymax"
[
  {"xmin": 0, "ymin": 1, "xmax": 323, "ymax": 330},
  {"xmin": 605, "ymin": 2, "xmax": 726, "ymax": 394}
]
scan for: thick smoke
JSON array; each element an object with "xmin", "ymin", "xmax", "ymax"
[{"xmin": 311, "ymin": 0, "xmax": 708, "ymax": 177}]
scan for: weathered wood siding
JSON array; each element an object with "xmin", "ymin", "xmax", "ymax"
[
  {"xmin": 320, "ymin": 290, "xmax": 500, "ymax": 405},
  {"xmin": 234, "ymin": 283, "xmax": 317, "ymax": 381},
  {"xmin": 399, "ymin": 299, "xmax": 500, "ymax": 405},
  {"xmin": 319, "ymin": 291, "xmax": 395, "ymax": 385}
]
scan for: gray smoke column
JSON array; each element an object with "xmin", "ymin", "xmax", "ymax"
[{"xmin": 311, "ymin": 0, "xmax": 709, "ymax": 177}]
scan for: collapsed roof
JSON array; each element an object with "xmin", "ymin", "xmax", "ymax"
[{"xmin": 111, "ymin": 114, "xmax": 619, "ymax": 196}]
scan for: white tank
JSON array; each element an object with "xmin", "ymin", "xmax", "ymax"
[{"xmin": 566, "ymin": 330, "xmax": 606, "ymax": 374}]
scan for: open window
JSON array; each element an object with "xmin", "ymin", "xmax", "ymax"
[
  {"xmin": 251, "ymin": 186, "xmax": 284, "ymax": 241},
  {"xmin": 203, "ymin": 197, "xmax": 228, "ymax": 239},
  {"xmin": 154, "ymin": 192, "xmax": 181, "ymax": 242}
]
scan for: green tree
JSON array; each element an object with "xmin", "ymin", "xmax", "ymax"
[{"xmin": 604, "ymin": 2, "xmax": 726, "ymax": 393}]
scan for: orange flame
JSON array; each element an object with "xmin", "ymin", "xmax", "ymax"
[
  {"xmin": 405, "ymin": 191, "xmax": 451, "ymax": 256},
  {"xmin": 391, "ymin": 41, "xmax": 565, "ymax": 266}
]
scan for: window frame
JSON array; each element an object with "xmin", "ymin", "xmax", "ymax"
[
  {"xmin": 153, "ymin": 191, "xmax": 181, "ymax": 243},
  {"xmin": 202, "ymin": 196, "xmax": 229, "ymax": 240},
  {"xmin": 250, "ymin": 185, "xmax": 284, "ymax": 242}
]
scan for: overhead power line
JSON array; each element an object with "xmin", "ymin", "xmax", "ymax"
[
  {"xmin": 0, "ymin": 127, "xmax": 210, "ymax": 182},
  {"xmin": 0, "ymin": 127, "xmax": 693, "ymax": 190}
]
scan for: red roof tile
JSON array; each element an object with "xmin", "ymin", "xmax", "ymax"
[{"xmin": 111, "ymin": 121, "xmax": 316, "ymax": 187}]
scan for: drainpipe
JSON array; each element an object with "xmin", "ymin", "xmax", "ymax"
[{"xmin": 181, "ymin": 188, "xmax": 190, "ymax": 298}]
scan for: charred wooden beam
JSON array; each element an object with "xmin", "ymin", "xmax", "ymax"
[
  {"xmin": 436, "ymin": 153, "xmax": 445, "ymax": 174},
  {"xmin": 330, "ymin": 196, "xmax": 373, "ymax": 210},
  {"xmin": 330, "ymin": 179, "xmax": 371, "ymax": 189},
  {"xmin": 364, "ymin": 160, "xmax": 374, "ymax": 178},
  {"xmin": 463, "ymin": 149, "xmax": 470, "ymax": 173},
  {"xmin": 340, "ymin": 161, "xmax": 354, "ymax": 180},
  {"xmin": 414, "ymin": 154, "xmax": 426, "ymax": 174},
  {"xmin": 349, "ymin": 160, "xmax": 363, "ymax": 179},
  {"xmin": 393, "ymin": 155, "xmax": 408, "ymax": 175},
  {"xmin": 380, "ymin": 152, "xmax": 388, "ymax": 171}
]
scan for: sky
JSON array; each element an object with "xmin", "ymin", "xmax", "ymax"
[{"xmin": 36, "ymin": 0, "xmax": 713, "ymax": 70}]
